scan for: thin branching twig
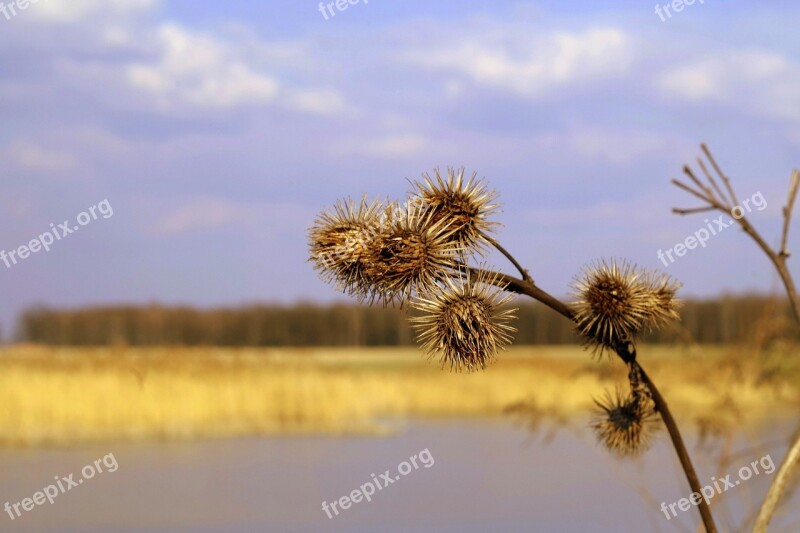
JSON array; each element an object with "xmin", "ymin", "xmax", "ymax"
[{"xmin": 673, "ymin": 145, "xmax": 800, "ymax": 532}]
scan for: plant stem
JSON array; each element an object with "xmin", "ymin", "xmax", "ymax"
[
  {"xmin": 466, "ymin": 266, "xmax": 574, "ymax": 320},
  {"xmin": 635, "ymin": 360, "xmax": 718, "ymax": 532},
  {"xmin": 469, "ymin": 265, "xmax": 718, "ymax": 531},
  {"xmin": 487, "ymin": 236, "xmax": 533, "ymax": 282},
  {"xmin": 675, "ymin": 150, "xmax": 800, "ymax": 530},
  {"xmin": 754, "ymin": 435, "xmax": 800, "ymax": 532}
]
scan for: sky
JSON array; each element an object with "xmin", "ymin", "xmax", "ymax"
[{"xmin": 1, "ymin": 0, "xmax": 799, "ymax": 336}]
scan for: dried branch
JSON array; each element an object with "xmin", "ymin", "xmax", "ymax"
[
  {"xmin": 671, "ymin": 178, "xmax": 716, "ymax": 205},
  {"xmin": 754, "ymin": 173, "xmax": 800, "ymax": 533},
  {"xmin": 697, "ymin": 157, "xmax": 730, "ymax": 209},
  {"xmin": 754, "ymin": 438, "xmax": 800, "ymax": 532},
  {"xmin": 701, "ymin": 143, "xmax": 738, "ymax": 207},
  {"xmin": 312, "ymin": 167, "xmax": 722, "ymax": 532},
  {"xmin": 459, "ymin": 265, "xmax": 574, "ymax": 320},
  {"xmin": 673, "ymin": 145, "xmax": 800, "ymax": 532},
  {"xmin": 636, "ymin": 360, "xmax": 718, "ymax": 532},
  {"xmin": 486, "ymin": 236, "xmax": 533, "ymax": 282},
  {"xmin": 672, "ymin": 206, "xmax": 716, "ymax": 215},
  {"xmin": 673, "ymin": 146, "xmax": 800, "ymax": 324},
  {"xmin": 779, "ymin": 169, "xmax": 799, "ymax": 258},
  {"xmin": 463, "ymin": 261, "xmax": 718, "ymax": 532},
  {"xmin": 684, "ymin": 165, "xmax": 718, "ymax": 203}
]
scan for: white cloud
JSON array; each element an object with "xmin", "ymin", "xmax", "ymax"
[
  {"xmin": 567, "ymin": 129, "xmax": 665, "ymax": 165},
  {"xmin": 658, "ymin": 50, "xmax": 800, "ymax": 123},
  {"xmin": 148, "ymin": 198, "xmax": 315, "ymax": 239},
  {"xmin": 658, "ymin": 63, "xmax": 718, "ymax": 102},
  {"xmin": 333, "ymin": 134, "xmax": 429, "ymax": 158},
  {"xmin": 408, "ymin": 27, "xmax": 632, "ymax": 98},
  {"xmin": 31, "ymin": 0, "xmax": 158, "ymax": 23},
  {"xmin": 152, "ymin": 198, "xmax": 257, "ymax": 236},
  {"xmin": 287, "ymin": 89, "xmax": 347, "ymax": 116},
  {"xmin": 126, "ymin": 24, "xmax": 279, "ymax": 110},
  {"xmin": 7, "ymin": 141, "xmax": 78, "ymax": 172},
  {"xmin": 523, "ymin": 201, "xmax": 659, "ymax": 227},
  {"xmin": 525, "ymin": 128, "xmax": 669, "ymax": 165},
  {"xmin": 122, "ymin": 24, "xmax": 349, "ymax": 115}
]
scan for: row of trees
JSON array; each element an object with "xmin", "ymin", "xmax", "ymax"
[{"xmin": 16, "ymin": 295, "xmax": 796, "ymax": 347}]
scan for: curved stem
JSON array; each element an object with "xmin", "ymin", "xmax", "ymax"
[
  {"xmin": 635, "ymin": 360, "xmax": 718, "ymax": 532},
  {"xmin": 753, "ymin": 426, "xmax": 800, "ymax": 531},
  {"xmin": 464, "ymin": 266, "xmax": 574, "ymax": 319},
  {"xmin": 460, "ymin": 265, "xmax": 717, "ymax": 531},
  {"xmin": 487, "ymin": 236, "xmax": 532, "ymax": 282}
]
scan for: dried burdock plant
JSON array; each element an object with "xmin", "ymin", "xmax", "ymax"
[
  {"xmin": 573, "ymin": 259, "xmax": 681, "ymax": 355},
  {"xmin": 308, "ymin": 196, "xmax": 386, "ymax": 301},
  {"xmin": 367, "ymin": 203, "xmax": 460, "ymax": 303},
  {"xmin": 410, "ymin": 167, "xmax": 500, "ymax": 255},
  {"xmin": 309, "ymin": 167, "xmax": 716, "ymax": 531},
  {"xmin": 592, "ymin": 388, "xmax": 657, "ymax": 457},
  {"xmin": 674, "ymin": 145, "xmax": 800, "ymax": 533},
  {"xmin": 411, "ymin": 270, "xmax": 516, "ymax": 372}
]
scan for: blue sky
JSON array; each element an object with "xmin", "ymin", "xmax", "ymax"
[{"xmin": 1, "ymin": 0, "xmax": 799, "ymax": 334}]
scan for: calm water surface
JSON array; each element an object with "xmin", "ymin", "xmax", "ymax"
[{"xmin": 0, "ymin": 419, "xmax": 797, "ymax": 532}]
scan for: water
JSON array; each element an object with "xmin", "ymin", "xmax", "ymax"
[{"xmin": 0, "ymin": 419, "xmax": 797, "ymax": 532}]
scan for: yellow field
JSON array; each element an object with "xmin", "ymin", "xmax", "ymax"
[{"xmin": 0, "ymin": 344, "xmax": 797, "ymax": 447}]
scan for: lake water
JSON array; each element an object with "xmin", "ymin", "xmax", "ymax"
[{"xmin": 0, "ymin": 419, "xmax": 798, "ymax": 532}]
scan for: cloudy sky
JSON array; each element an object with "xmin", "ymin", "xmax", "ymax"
[{"xmin": 1, "ymin": 0, "xmax": 798, "ymax": 334}]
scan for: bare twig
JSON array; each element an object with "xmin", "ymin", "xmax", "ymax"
[
  {"xmin": 697, "ymin": 157, "xmax": 730, "ymax": 209},
  {"xmin": 701, "ymin": 143, "xmax": 738, "ymax": 207},
  {"xmin": 672, "ymin": 206, "xmax": 717, "ymax": 215},
  {"xmin": 779, "ymin": 170, "xmax": 799, "ymax": 258},
  {"xmin": 684, "ymin": 165, "xmax": 718, "ymax": 203},
  {"xmin": 674, "ymin": 148, "xmax": 800, "ymax": 325},
  {"xmin": 754, "ymin": 437, "xmax": 800, "ymax": 532},
  {"xmin": 672, "ymin": 179, "xmax": 715, "ymax": 205},
  {"xmin": 674, "ymin": 145, "xmax": 800, "ymax": 531}
]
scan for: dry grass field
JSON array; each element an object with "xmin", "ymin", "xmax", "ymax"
[{"xmin": 0, "ymin": 344, "xmax": 797, "ymax": 447}]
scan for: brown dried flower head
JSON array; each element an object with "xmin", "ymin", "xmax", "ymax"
[
  {"xmin": 308, "ymin": 196, "xmax": 385, "ymax": 300},
  {"xmin": 411, "ymin": 270, "xmax": 517, "ymax": 372},
  {"xmin": 641, "ymin": 272, "xmax": 682, "ymax": 331},
  {"xmin": 572, "ymin": 259, "xmax": 681, "ymax": 353},
  {"xmin": 592, "ymin": 389, "xmax": 657, "ymax": 457},
  {"xmin": 410, "ymin": 167, "xmax": 500, "ymax": 254},
  {"xmin": 368, "ymin": 203, "xmax": 460, "ymax": 302}
]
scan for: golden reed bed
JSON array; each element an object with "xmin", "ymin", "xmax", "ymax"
[{"xmin": 0, "ymin": 345, "xmax": 796, "ymax": 447}]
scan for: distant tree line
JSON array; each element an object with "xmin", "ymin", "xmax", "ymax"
[{"xmin": 17, "ymin": 295, "xmax": 796, "ymax": 346}]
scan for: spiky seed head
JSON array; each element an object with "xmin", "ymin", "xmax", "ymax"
[
  {"xmin": 572, "ymin": 259, "xmax": 682, "ymax": 354},
  {"xmin": 410, "ymin": 167, "xmax": 500, "ymax": 255},
  {"xmin": 367, "ymin": 203, "xmax": 460, "ymax": 303},
  {"xmin": 641, "ymin": 272, "xmax": 682, "ymax": 331},
  {"xmin": 572, "ymin": 259, "xmax": 652, "ymax": 353},
  {"xmin": 308, "ymin": 196, "xmax": 385, "ymax": 300},
  {"xmin": 411, "ymin": 270, "xmax": 517, "ymax": 372},
  {"xmin": 592, "ymin": 390, "xmax": 657, "ymax": 457}
]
